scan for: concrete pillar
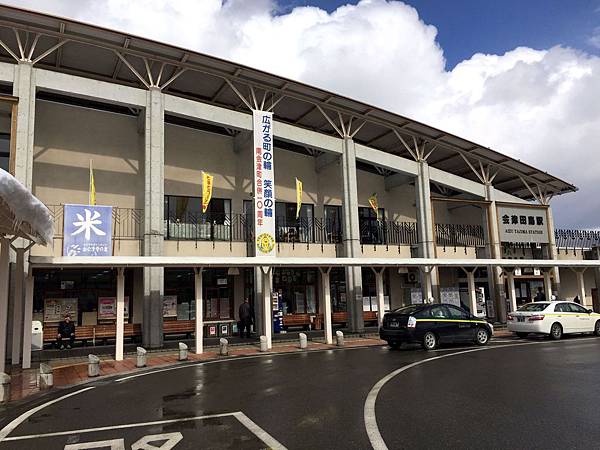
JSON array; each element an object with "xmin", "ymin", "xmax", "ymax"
[
  {"xmin": 415, "ymin": 160, "xmax": 438, "ymax": 299},
  {"xmin": 143, "ymin": 87, "xmax": 165, "ymax": 349},
  {"xmin": 546, "ymin": 207, "xmax": 561, "ymax": 296},
  {"xmin": 374, "ymin": 268, "xmax": 385, "ymax": 328},
  {"xmin": 575, "ymin": 269, "xmax": 587, "ymax": 306},
  {"xmin": 506, "ymin": 270, "xmax": 517, "ymax": 313},
  {"xmin": 194, "ymin": 267, "xmax": 203, "ymax": 354},
  {"xmin": 116, "ymin": 268, "xmax": 125, "ymax": 361},
  {"xmin": 21, "ymin": 270, "xmax": 33, "ymax": 369},
  {"xmin": 463, "ymin": 268, "xmax": 477, "ymax": 316},
  {"xmin": 261, "ymin": 267, "xmax": 272, "ymax": 349},
  {"xmin": 253, "ymin": 267, "xmax": 264, "ymax": 336},
  {"xmin": 0, "ymin": 237, "xmax": 13, "ymax": 373},
  {"xmin": 12, "ymin": 61, "xmax": 35, "ymax": 188},
  {"xmin": 320, "ymin": 268, "xmax": 332, "ymax": 345},
  {"xmin": 11, "ymin": 247, "xmax": 25, "ymax": 365},
  {"xmin": 543, "ymin": 270, "xmax": 553, "ymax": 301},
  {"xmin": 340, "ymin": 137, "xmax": 364, "ymax": 332},
  {"xmin": 484, "ymin": 184, "xmax": 506, "ymax": 322}
]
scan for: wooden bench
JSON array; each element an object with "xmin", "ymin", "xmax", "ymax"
[
  {"xmin": 43, "ymin": 323, "xmax": 142, "ymax": 347},
  {"xmin": 283, "ymin": 314, "xmax": 312, "ymax": 330},
  {"xmin": 363, "ymin": 311, "xmax": 379, "ymax": 324},
  {"xmin": 332, "ymin": 312, "xmax": 348, "ymax": 325},
  {"xmin": 163, "ymin": 320, "xmax": 195, "ymax": 337}
]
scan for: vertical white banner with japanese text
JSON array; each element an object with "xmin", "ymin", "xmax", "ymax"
[{"xmin": 253, "ymin": 110, "xmax": 276, "ymax": 256}]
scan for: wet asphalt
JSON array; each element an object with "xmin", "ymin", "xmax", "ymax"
[{"xmin": 1, "ymin": 336, "xmax": 600, "ymax": 449}]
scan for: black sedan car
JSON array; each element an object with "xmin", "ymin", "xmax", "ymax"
[{"xmin": 379, "ymin": 303, "xmax": 493, "ymax": 350}]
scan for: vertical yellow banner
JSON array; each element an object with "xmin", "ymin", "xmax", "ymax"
[
  {"xmin": 202, "ymin": 172, "xmax": 213, "ymax": 213},
  {"xmin": 89, "ymin": 160, "xmax": 96, "ymax": 206},
  {"xmin": 368, "ymin": 192, "xmax": 378, "ymax": 219},
  {"xmin": 296, "ymin": 177, "xmax": 303, "ymax": 219}
]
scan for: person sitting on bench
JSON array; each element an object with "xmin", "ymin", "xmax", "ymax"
[{"xmin": 56, "ymin": 314, "xmax": 76, "ymax": 349}]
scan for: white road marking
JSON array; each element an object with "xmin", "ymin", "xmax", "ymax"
[
  {"xmin": 2, "ymin": 412, "xmax": 287, "ymax": 449},
  {"xmin": 363, "ymin": 337, "xmax": 600, "ymax": 450},
  {"xmin": 0, "ymin": 386, "xmax": 95, "ymax": 442}
]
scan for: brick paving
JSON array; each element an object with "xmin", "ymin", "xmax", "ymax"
[{"xmin": 6, "ymin": 336, "xmax": 387, "ymax": 402}]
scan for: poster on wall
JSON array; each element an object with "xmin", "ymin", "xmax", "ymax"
[
  {"xmin": 410, "ymin": 288, "xmax": 423, "ymax": 305},
  {"xmin": 162, "ymin": 295, "xmax": 178, "ymax": 318},
  {"xmin": 440, "ymin": 287, "xmax": 461, "ymax": 307},
  {"xmin": 97, "ymin": 297, "xmax": 130, "ymax": 320},
  {"xmin": 44, "ymin": 298, "xmax": 78, "ymax": 324},
  {"xmin": 384, "ymin": 295, "xmax": 390, "ymax": 312},
  {"xmin": 496, "ymin": 204, "xmax": 549, "ymax": 244},
  {"xmin": 362, "ymin": 296, "xmax": 372, "ymax": 312},
  {"xmin": 253, "ymin": 110, "xmax": 276, "ymax": 256},
  {"xmin": 63, "ymin": 204, "xmax": 113, "ymax": 256}
]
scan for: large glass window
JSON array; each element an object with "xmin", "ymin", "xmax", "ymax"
[
  {"xmin": 329, "ymin": 267, "xmax": 347, "ymax": 312},
  {"xmin": 273, "ymin": 268, "xmax": 318, "ymax": 314},
  {"xmin": 164, "ymin": 195, "xmax": 231, "ymax": 240},
  {"xmin": 275, "ymin": 201, "xmax": 314, "ymax": 243},
  {"xmin": 0, "ymin": 133, "xmax": 9, "ymax": 172},
  {"xmin": 359, "ymin": 207, "xmax": 385, "ymax": 244},
  {"xmin": 324, "ymin": 205, "xmax": 342, "ymax": 242}
]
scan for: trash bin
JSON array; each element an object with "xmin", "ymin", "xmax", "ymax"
[{"xmin": 31, "ymin": 321, "xmax": 43, "ymax": 351}]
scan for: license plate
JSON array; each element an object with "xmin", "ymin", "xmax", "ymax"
[
  {"xmin": 389, "ymin": 321, "xmax": 399, "ymax": 328},
  {"xmin": 517, "ymin": 317, "xmax": 525, "ymax": 322}
]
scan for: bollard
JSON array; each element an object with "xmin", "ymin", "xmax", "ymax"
[
  {"xmin": 88, "ymin": 354, "xmax": 100, "ymax": 377},
  {"xmin": 336, "ymin": 330, "xmax": 344, "ymax": 347},
  {"xmin": 259, "ymin": 335, "xmax": 268, "ymax": 352},
  {"xmin": 136, "ymin": 347, "xmax": 147, "ymax": 368},
  {"xmin": 299, "ymin": 333, "xmax": 307, "ymax": 349},
  {"xmin": 178, "ymin": 342, "xmax": 188, "ymax": 361},
  {"xmin": 39, "ymin": 363, "xmax": 53, "ymax": 389},
  {"xmin": 219, "ymin": 338, "xmax": 228, "ymax": 356},
  {"xmin": 0, "ymin": 373, "xmax": 10, "ymax": 404}
]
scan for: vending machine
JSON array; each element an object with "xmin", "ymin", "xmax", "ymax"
[{"xmin": 272, "ymin": 291, "xmax": 283, "ymax": 333}]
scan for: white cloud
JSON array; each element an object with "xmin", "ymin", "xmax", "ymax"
[{"xmin": 5, "ymin": 0, "xmax": 600, "ymax": 227}]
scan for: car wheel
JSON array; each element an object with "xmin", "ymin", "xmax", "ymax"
[
  {"xmin": 594, "ymin": 320, "xmax": 600, "ymax": 337},
  {"xmin": 388, "ymin": 342, "xmax": 401, "ymax": 350},
  {"xmin": 422, "ymin": 331, "xmax": 437, "ymax": 350},
  {"xmin": 550, "ymin": 322, "xmax": 563, "ymax": 340},
  {"xmin": 516, "ymin": 332, "xmax": 529, "ymax": 339},
  {"xmin": 475, "ymin": 328, "xmax": 489, "ymax": 346}
]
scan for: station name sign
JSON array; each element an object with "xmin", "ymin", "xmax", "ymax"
[{"xmin": 497, "ymin": 204, "xmax": 549, "ymax": 244}]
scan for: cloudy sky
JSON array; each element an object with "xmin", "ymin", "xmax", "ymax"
[{"xmin": 5, "ymin": 0, "xmax": 600, "ymax": 227}]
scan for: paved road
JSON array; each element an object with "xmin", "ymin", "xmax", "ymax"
[{"xmin": 1, "ymin": 336, "xmax": 599, "ymax": 449}]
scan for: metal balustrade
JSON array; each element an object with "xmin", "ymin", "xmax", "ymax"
[
  {"xmin": 435, "ymin": 223, "xmax": 485, "ymax": 248},
  {"xmin": 359, "ymin": 220, "xmax": 418, "ymax": 246},
  {"xmin": 555, "ymin": 228, "xmax": 600, "ymax": 249}
]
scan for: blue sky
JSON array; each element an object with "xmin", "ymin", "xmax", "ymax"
[{"xmin": 282, "ymin": 0, "xmax": 600, "ymax": 68}]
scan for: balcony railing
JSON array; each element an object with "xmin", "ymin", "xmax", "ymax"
[
  {"xmin": 555, "ymin": 229, "xmax": 600, "ymax": 250},
  {"xmin": 359, "ymin": 220, "xmax": 418, "ymax": 246},
  {"xmin": 47, "ymin": 205, "xmax": 143, "ymax": 240},
  {"xmin": 275, "ymin": 217, "xmax": 342, "ymax": 245},
  {"xmin": 435, "ymin": 223, "xmax": 485, "ymax": 248}
]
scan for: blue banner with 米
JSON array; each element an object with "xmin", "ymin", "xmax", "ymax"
[{"xmin": 63, "ymin": 204, "xmax": 113, "ymax": 256}]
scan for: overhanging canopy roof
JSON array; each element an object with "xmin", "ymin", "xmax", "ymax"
[
  {"xmin": 0, "ymin": 5, "xmax": 577, "ymax": 200},
  {"xmin": 29, "ymin": 256, "xmax": 600, "ymax": 269}
]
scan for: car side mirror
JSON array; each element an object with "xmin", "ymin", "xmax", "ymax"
[{"xmin": 587, "ymin": 309, "xmax": 593, "ymax": 314}]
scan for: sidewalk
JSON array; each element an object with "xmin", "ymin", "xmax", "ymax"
[{"xmin": 7, "ymin": 336, "xmax": 387, "ymax": 403}]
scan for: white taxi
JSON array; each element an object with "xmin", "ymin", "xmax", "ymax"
[{"xmin": 507, "ymin": 301, "xmax": 600, "ymax": 340}]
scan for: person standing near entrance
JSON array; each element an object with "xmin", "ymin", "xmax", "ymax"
[
  {"xmin": 534, "ymin": 287, "xmax": 546, "ymax": 302},
  {"xmin": 239, "ymin": 298, "xmax": 253, "ymax": 338},
  {"xmin": 56, "ymin": 314, "xmax": 76, "ymax": 349}
]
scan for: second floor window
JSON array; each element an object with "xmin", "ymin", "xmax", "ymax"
[
  {"xmin": 164, "ymin": 195, "xmax": 231, "ymax": 240},
  {"xmin": 359, "ymin": 207, "xmax": 386, "ymax": 244}
]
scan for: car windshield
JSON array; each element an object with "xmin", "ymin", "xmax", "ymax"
[
  {"xmin": 392, "ymin": 305, "xmax": 421, "ymax": 315},
  {"xmin": 518, "ymin": 303, "xmax": 550, "ymax": 312}
]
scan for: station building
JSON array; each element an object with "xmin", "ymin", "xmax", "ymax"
[{"xmin": 1, "ymin": 5, "xmax": 599, "ymax": 369}]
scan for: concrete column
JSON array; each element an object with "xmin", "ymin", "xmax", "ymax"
[
  {"xmin": 374, "ymin": 268, "xmax": 385, "ymax": 328},
  {"xmin": 261, "ymin": 267, "xmax": 272, "ymax": 349},
  {"xmin": 506, "ymin": 270, "xmax": 517, "ymax": 313},
  {"xmin": 320, "ymin": 268, "xmax": 332, "ymax": 345},
  {"xmin": 11, "ymin": 247, "xmax": 25, "ymax": 365},
  {"xmin": 546, "ymin": 207, "xmax": 561, "ymax": 296},
  {"xmin": 575, "ymin": 270, "xmax": 587, "ymax": 306},
  {"xmin": 484, "ymin": 184, "xmax": 506, "ymax": 322},
  {"xmin": 12, "ymin": 61, "xmax": 35, "ymax": 188},
  {"xmin": 143, "ymin": 87, "xmax": 165, "ymax": 349},
  {"xmin": 194, "ymin": 268, "xmax": 203, "ymax": 354},
  {"xmin": 463, "ymin": 268, "xmax": 477, "ymax": 316},
  {"xmin": 21, "ymin": 270, "xmax": 33, "ymax": 369},
  {"xmin": 0, "ymin": 237, "xmax": 13, "ymax": 373},
  {"xmin": 116, "ymin": 268, "xmax": 125, "ymax": 361},
  {"xmin": 543, "ymin": 270, "xmax": 553, "ymax": 301},
  {"xmin": 340, "ymin": 137, "xmax": 364, "ymax": 332},
  {"xmin": 415, "ymin": 160, "xmax": 438, "ymax": 299}
]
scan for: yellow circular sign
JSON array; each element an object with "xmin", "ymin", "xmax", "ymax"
[{"xmin": 256, "ymin": 233, "xmax": 275, "ymax": 254}]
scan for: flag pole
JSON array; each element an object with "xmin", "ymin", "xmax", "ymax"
[{"xmin": 89, "ymin": 159, "xmax": 92, "ymax": 205}]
